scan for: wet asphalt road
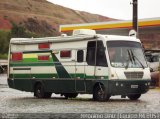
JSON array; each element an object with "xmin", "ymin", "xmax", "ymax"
[{"xmin": 0, "ymin": 74, "xmax": 160, "ymax": 114}]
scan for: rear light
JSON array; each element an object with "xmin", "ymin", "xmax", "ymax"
[
  {"xmin": 38, "ymin": 55, "xmax": 49, "ymax": 61},
  {"xmin": 12, "ymin": 52, "xmax": 23, "ymax": 61},
  {"xmin": 38, "ymin": 43, "xmax": 50, "ymax": 49},
  {"xmin": 60, "ymin": 50, "xmax": 71, "ymax": 58}
]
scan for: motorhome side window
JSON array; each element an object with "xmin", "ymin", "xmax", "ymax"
[
  {"xmin": 77, "ymin": 50, "xmax": 84, "ymax": 62},
  {"xmin": 86, "ymin": 41, "xmax": 107, "ymax": 67}
]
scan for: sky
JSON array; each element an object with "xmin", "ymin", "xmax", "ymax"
[{"xmin": 47, "ymin": 0, "xmax": 160, "ymax": 20}]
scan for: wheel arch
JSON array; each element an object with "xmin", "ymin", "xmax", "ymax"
[
  {"xmin": 92, "ymin": 81, "xmax": 110, "ymax": 101},
  {"xmin": 92, "ymin": 82, "xmax": 105, "ymax": 93},
  {"xmin": 92, "ymin": 80, "xmax": 110, "ymax": 94}
]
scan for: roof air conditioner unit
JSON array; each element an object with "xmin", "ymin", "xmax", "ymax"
[{"xmin": 72, "ymin": 29, "xmax": 96, "ymax": 36}]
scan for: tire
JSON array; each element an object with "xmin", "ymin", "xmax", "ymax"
[
  {"xmin": 93, "ymin": 84, "xmax": 110, "ymax": 101},
  {"xmin": 64, "ymin": 94, "xmax": 69, "ymax": 99},
  {"xmin": 128, "ymin": 94, "xmax": 141, "ymax": 100},
  {"xmin": 34, "ymin": 83, "xmax": 52, "ymax": 98},
  {"xmin": 44, "ymin": 92, "xmax": 52, "ymax": 98},
  {"xmin": 69, "ymin": 93, "xmax": 78, "ymax": 98},
  {"xmin": 34, "ymin": 83, "xmax": 45, "ymax": 98},
  {"xmin": 64, "ymin": 93, "xmax": 78, "ymax": 99}
]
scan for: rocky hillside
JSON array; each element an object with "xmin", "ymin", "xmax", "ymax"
[{"xmin": 0, "ymin": 0, "xmax": 114, "ymax": 36}]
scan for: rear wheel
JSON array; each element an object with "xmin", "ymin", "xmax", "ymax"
[
  {"xmin": 93, "ymin": 84, "xmax": 110, "ymax": 101},
  {"xmin": 128, "ymin": 94, "xmax": 141, "ymax": 100},
  {"xmin": 34, "ymin": 83, "xmax": 52, "ymax": 98},
  {"xmin": 64, "ymin": 93, "xmax": 78, "ymax": 99},
  {"xmin": 44, "ymin": 92, "xmax": 52, "ymax": 98}
]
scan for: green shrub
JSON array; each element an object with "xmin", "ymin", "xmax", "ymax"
[
  {"xmin": 0, "ymin": 54, "xmax": 8, "ymax": 59},
  {"xmin": 0, "ymin": 30, "xmax": 11, "ymax": 54},
  {"xmin": 0, "ymin": 22, "xmax": 46, "ymax": 56}
]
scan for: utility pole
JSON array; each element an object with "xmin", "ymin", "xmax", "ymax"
[{"xmin": 132, "ymin": 0, "xmax": 138, "ymax": 37}]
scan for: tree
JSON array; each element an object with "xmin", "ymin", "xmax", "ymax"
[
  {"xmin": 0, "ymin": 30, "xmax": 11, "ymax": 54},
  {"xmin": 11, "ymin": 22, "xmax": 26, "ymax": 38}
]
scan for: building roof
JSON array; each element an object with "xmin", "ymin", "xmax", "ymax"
[{"xmin": 60, "ymin": 17, "xmax": 160, "ymax": 32}]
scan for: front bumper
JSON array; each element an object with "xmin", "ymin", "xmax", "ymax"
[{"xmin": 108, "ymin": 79, "xmax": 151, "ymax": 95}]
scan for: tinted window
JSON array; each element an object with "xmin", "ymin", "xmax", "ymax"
[
  {"xmin": 86, "ymin": 41, "xmax": 107, "ymax": 67},
  {"xmin": 77, "ymin": 50, "xmax": 84, "ymax": 62},
  {"xmin": 86, "ymin": 41, "xmax": 96, "ymax": 65}
]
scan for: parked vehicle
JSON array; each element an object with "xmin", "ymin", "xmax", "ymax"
[
  {"xmin": 145, "ymin": 51, "xmax": 160, "ymax": 87},
  {"xmin": 146, "ymin": 52, "xmax": 160, "ymax": 72},
  {"xmin": 8, "ymin": 29, "xmax": 151, "ymax": 101},
  {"xmin": 0, "ymin": 60, "xmax": 8, "ymax": 73},
  {"xmin": 150, "ymin": 71, "xmax": 159, "ymax": 87}
]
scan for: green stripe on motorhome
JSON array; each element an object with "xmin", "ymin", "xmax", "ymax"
[
  {"xmin": 51, "ymin": 52, "xmax": 71, "ymax": 78},
  {"xmin": 23, "ymin": 58, "xmax": 53, "ymax": 63},
  {"xmin": 9, "ymin": 73, "xmax": 108, "ymax": 79},
  {"xmin": 10, "ymin": 51, "xmax": 108, "ymax": 79},
  {"xmin": 11, "ymin": 51, "xmax": 72, "ymax": 79},
  {"xmin": 9, "ymin": 74, "xmax": 58, "ymax": 78},
  {"xmin": 10, "ymin": 62, "xmax": 55, "ymax": 67}
]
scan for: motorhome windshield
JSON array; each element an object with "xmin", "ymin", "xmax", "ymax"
[{"xmin": 107, "ymin": 41, "xmax": 147, "ymax": 68}]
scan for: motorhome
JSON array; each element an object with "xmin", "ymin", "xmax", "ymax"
[{"xmin": 8, "ymin": 29, "xmax": 151, "ymax": 101}]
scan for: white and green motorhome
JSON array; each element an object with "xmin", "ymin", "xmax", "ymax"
[{"xmin": 8, "ymin": 29, "xmax": 151, "ymax": 101}]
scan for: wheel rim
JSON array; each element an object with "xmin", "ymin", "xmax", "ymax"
[
  {"xmin": 93, "ymin": 84, "xmax": 111, "ymax": 101},
  {"xmin": 37, "ymin": 88, "xmax": 41, "ymax": 96},
  {"xmin": 98, "ymin": 90, "xmax": 105, "ymax": 99},
  {"xmin": 36, "ymin": 85, "xmax": 42, "ymax": 98}
]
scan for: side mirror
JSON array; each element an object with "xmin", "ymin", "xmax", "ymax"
[{"xmin": 77, "ymin": 50, "xmax": 84, "ymax": 63}]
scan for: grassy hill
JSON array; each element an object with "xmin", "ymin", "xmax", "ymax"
[
  {"xmin": 0, "ymin": 0, "xmax": 115, "ymax": 57},
  {"xmin": 0, "ymin": 0, "xmax": 114, "ymax": 36}
]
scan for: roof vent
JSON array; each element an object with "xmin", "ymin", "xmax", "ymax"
[{"xmin": 72, "ymin": 29, "xmax": 96, "ymax": 36}]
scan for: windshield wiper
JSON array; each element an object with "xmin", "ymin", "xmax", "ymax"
[
  {"xmin": 125, "ymin": 49, "xmax": 133, "ymax": 69},
  {"xmin": 130, "ymin": 49, "xmax": 145, "ymax": 69}
]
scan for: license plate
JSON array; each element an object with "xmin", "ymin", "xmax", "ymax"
[{"xmin": 131, "ymin": 85, "xmax": 138, "ymax": 88}]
